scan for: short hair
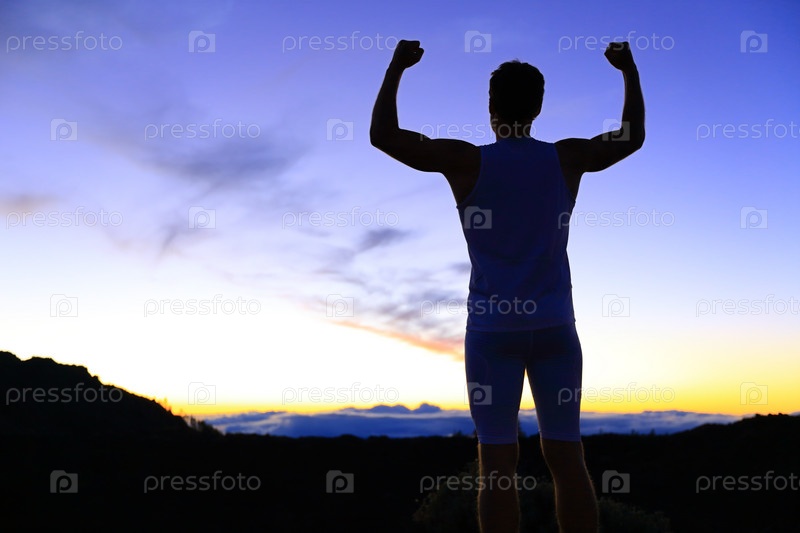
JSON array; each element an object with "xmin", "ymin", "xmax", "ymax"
[{"xmin": 489, "ymin": 60, "xmax": 545, "ymax": 125}]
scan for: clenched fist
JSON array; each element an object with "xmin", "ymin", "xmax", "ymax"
[
  {"xmin": 604, "ymin": 41, "xmax": 636, "ymax": 72},
  {"xmin": 390, "ymin": 40, "xmax": 424, "ymax": 71}
]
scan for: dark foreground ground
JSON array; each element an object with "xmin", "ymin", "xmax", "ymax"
[{"xmin": 2, "ymin": 351, "xmax": 799, "ymax": 532}]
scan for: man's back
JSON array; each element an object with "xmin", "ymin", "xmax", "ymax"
[{"xmin": 458, "ymin": 137, "xmax": 576, "ymax": 331}]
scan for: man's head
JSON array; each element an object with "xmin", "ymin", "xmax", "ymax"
[{"xmin": 489, "ymin": 60, "xmax": 544, "ymax": 137}]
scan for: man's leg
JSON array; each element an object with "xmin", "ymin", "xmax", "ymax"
[
  {"xmin": 478, "ymin": 442, "xmax": 519, "ymax": 533},
  {"xmin": 540, "ymin": 438, "xmax": 598, "ymax": 533},
  {"xmin": 525, "ymin": 323, "xmax": 597, "ymax": 532},
  {"xmin": 465, "ymin": 330, "xmax": 528, "ymax": 533}
]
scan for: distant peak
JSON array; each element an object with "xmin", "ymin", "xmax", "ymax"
[{"xmin": 414, "ymin": 403, "xmax": 442, "ymax": 414}]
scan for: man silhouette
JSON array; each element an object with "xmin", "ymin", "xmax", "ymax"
[{"xmin": 370, "ymin": 39, "xmax": 644, "ymax": 533}]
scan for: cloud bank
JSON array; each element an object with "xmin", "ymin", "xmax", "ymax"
[{"xmin": 205, "ymin": 404, "xmax": 744, "ymax": 438}]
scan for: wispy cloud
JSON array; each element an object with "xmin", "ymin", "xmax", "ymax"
[
  {"xmin": 310, "ymin": 233, "xmax": 469, "ymax": 358},
  {"xmin": 0, "ymin": 193, "xmax": 58, "ymax": 215},
  {"xmin": 357, "ymin": 227, "xmax": 410, "ymax": 252}
]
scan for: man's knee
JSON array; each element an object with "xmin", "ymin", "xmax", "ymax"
[
  {"xmin": 540, "ymin": 438, "xmax": 586, "ymax": 472},
  {"xmin": 479, "ymin": 442, "xmax": 519, "ymax": 472}
]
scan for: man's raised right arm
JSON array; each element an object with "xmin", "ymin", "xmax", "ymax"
[{"xmin": 556, "ymin": 41, "xmax": 645, "ymax": 196}]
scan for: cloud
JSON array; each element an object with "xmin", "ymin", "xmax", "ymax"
[
  {"xmin": 578, "ymin": 410, "xmax": 741, "ymax": 435},
  {"xmin": 0, "ymin": 193, "xmax": 58, "ymax": 215},
  {"xmin": 146, "ymin": 138, "xmax": 293, "ymax": 191},
  {"xmin": 208, "ymin": 403, "xmax": 475, "ymax": 438},
  {"xmin": 296, "ymin": 226, "xmax": 471, "ymax": 359},
  {"xmin": 357, "ymin": 227, "xmax": 410, "ymax": 252},
  {"xmin": 337, "ymin": 320, "xmax": 463, "ymax": 357},
  {"xmin": 204, "ymin": 404, "xmax": 744, "ymax": 439},
  {"xmin": 310, "ymin": 253, "xmax": 469, "ymax": 358}
]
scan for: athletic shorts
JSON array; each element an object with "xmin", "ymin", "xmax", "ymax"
[{"xmin": 464, "ymin": 322, "xmax": 583, "ymax": 443}]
